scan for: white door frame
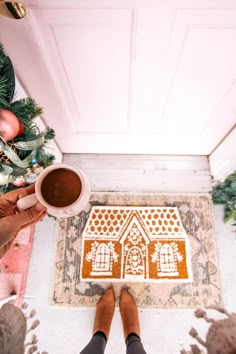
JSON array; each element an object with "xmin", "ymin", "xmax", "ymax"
[{"xmin": 209, "ymin": 125, "xmax": 236, "ymax": 182}]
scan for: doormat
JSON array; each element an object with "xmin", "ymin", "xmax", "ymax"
[
  {"xmin": 80, "ymin": 206, "xmax": 192, "ymax": 282},
  {"xmin": 0, "ymin": 226, "xmax": 35, "ymax": 306},
  {"xmin": 51, "ymin": 193, "xmax": 223, "ymax": 309}
]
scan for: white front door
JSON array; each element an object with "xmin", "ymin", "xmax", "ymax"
[{"xmin": 0, "ymin": 0, "xmax": 235, "ymax": 154}]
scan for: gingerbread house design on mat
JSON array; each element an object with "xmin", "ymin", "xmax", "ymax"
[{"xmin": 80, "ymin": 206, "xmax": 192, "ymax": 282}]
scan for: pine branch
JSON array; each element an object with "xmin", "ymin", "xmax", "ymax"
[
  {"xmin": 0, "ymin": 77, "xmax": 11, "ymax": 108},
  {"xmin": 14, "ymin": 125, "xmax": 40, "ymax": 143},
  {"xmin": 44, "ymin": 127, "xmax": 55, "ymax": 140},
  {"xmin": 38, "ymin": 151, "xmax": 55, "ymax": 167},
  {"xmin": 0, "ymin": 57, "xmax": 15, "ymax": 102},
  {"xmin": 0, "ymin": 43, "xmax": 57, "ymax": 195},
  {"xmin": 10, "ymin": 98, "xmax": 43, "ymax": 122},
  {"xmin": 0, "ymin": 43, "xmax": 5, "ymax": 60},
  {"xmin": 0, "ymin": 43, "xmax": 15, "ymax": 102}
]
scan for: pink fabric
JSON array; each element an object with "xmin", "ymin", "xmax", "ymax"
[{"xmin": 0, "ymin": 226, "xmax": 34, "ymax": 306}]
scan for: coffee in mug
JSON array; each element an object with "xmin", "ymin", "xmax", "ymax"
[
  {"xmin": 17, "ymin": 163, "xmax": 91, "ymax": 218},
  {"xmin": 41, "ymin": 168, "xmax": 82, "ymax": 207}
]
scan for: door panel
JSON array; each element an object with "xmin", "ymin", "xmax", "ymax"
[{"xmin": 0, "ymin": 0, "xmax": 236, "ymax": 154}]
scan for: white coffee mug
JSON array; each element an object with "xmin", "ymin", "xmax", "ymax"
[{"xmin": 17, "ymin": 163, "xmax": 91, "ymax": 218}]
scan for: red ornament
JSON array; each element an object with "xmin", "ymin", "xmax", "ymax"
[
  {"xmin": 17, "ymin": 121, "xmax": 24, "ymax": 136},
  {"xmin": 0, "ymin": 109, "xmax": 21, "ymax": 141}
]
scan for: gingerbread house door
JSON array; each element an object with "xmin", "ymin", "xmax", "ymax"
[
  {"xmin": 124, "ymin": 246, "xmax": 145, "ymax": 279},
  {"xmin": 120, "ymin": 215, "xmax": 149, "ymax": 280}
]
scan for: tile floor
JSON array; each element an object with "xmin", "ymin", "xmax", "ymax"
[{"xmin": 24, "ymin": 204, "xmax": 236, "ymax": 354}]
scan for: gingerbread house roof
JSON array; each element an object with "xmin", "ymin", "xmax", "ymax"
[{"xmin": 85, "ymin": 206, "xmax": 185, "ymax": 240}]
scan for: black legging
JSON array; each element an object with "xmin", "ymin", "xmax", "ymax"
[{"xmin": 80, "ymin": 332, "xmax": 147, "ymax": 354}]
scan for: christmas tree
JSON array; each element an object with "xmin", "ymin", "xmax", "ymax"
[{"xmin": 0, "ymin": 43, "xmax": 55, "ymax": 194}]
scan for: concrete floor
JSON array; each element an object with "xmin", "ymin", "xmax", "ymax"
[{"xmin": 24, "ymin": 204, "xmax": 236, "ymax": 354}]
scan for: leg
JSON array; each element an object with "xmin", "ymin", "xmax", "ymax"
[
  {"xmin": 79, "ymin": 332, "xmax": 106, "ymax": 354},
  {"xmin": 119, "ymin": 288, "xmax": 147, "ymax": 354},
  {"xmin": 126, "ymin": 334, "xmax": 147, "ymax": 354},
  {"xmin": 80, "ymin": 287, "xmax": 116, "ymax": 354}
]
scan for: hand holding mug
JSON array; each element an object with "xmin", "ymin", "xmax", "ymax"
[
  {"xmin": 0, "ymin": 184, "xmax": 46, "ymax": 258},
  {"xmin": 17, "ymin": 164, "xmax": 91, "ymax": 218}
]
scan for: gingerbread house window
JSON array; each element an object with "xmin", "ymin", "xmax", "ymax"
[
  {"xmin": 95, "ymin": 243, "xmax": 110, "ymax": 272},
  {"xmin": 159, "ymin": 244, "xmax": 176, "ymax": 274}
]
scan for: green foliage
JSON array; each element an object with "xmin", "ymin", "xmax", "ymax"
[
  {"xmin": 9, "ymin": 98, "xmax": 44, "ymax": 142},
  {"xmin": 212, "ymin": 171, "xmax": 236, "ymax": 224},
  {"xmin": 0, "ymin": 43, "xmax": 15, "ymax": 105},
  {"xmin": 0, "ymin": 76, "xmax": 10, "ymax": 108},
  {"xmin": 43, "ymin": 127, "xmax": 55, "ymax": 140},
  {"xmin": 0, "ymin": 43, "xmax": 56, "ymax": 194},
  {"xmin": 10, "ymin": 97, "xmax": 43, "ymax": 121}
]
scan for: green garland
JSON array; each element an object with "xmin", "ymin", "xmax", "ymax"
[
  {"xmin": 0, "ymin": 43, "xmax": 55, "ymax": 194},
  {"xmin": 0, "ymin": 44, "xmax": 15, "ymax": 106},
  {"xmin": 212, "ymin": 171, "xmax": 236, "ymax": 224}
]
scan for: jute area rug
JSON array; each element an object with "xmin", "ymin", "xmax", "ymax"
[{"xmin": 51, "ymin": 193, "xmax": 223, "ymax": 309}]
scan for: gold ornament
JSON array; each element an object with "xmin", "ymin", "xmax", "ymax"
[{"xmin": 0, "ymin": 140, "xmax": 18, "ymax": 164}]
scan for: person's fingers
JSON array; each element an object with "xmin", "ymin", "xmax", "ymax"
[
  {"xmin": 0, "ymin": 239, "xmax": 14, "ymax": 259},
  {"xmin": 5, "ymin": 205, "xmax": 47, "ymax": 230},
  {"xmin": 35, "ymin": 202, "xmax": 45, "ymax": 211},
  {"xmin": 20, "ymin": 183, "xmax": 35, "ymax": 196},
  {"xmin": 3, "ymin": 184, "xmax": 36, "ymax": 205},
  {"xmin": 20, "ymin": 211, "xmax": 47, "ymax": 229},
  {"xmin": 17, "ymin": 184, "xmax": 36, "ymax": 200}
]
